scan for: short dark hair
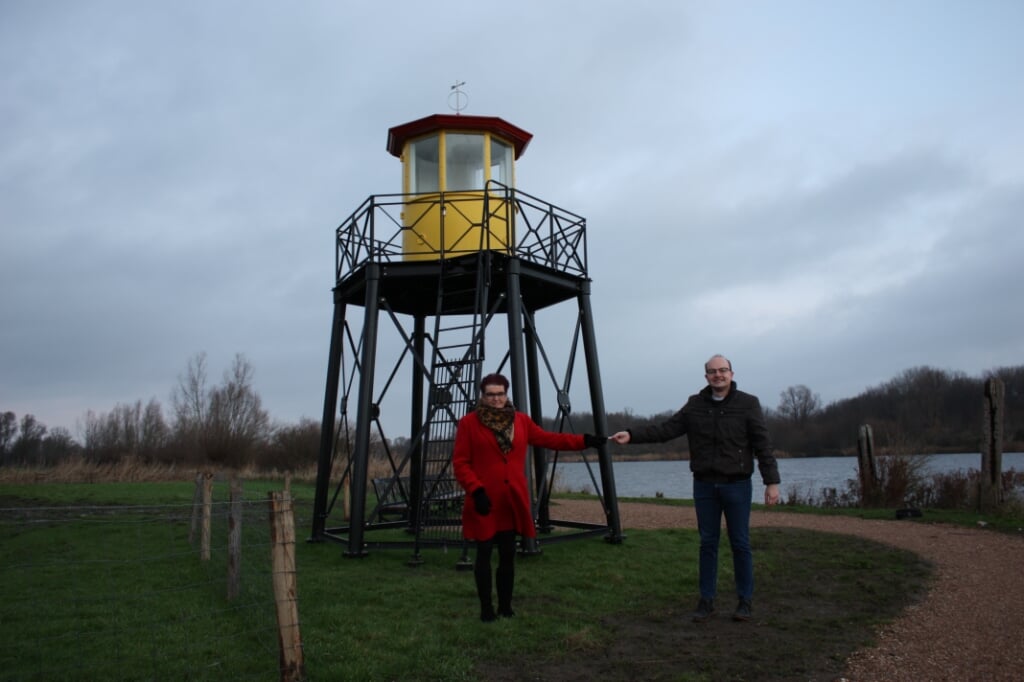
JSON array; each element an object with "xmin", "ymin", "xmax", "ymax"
[{"xmin": 480, "ymin": 373, "xmax": 509, "ymax": 392}]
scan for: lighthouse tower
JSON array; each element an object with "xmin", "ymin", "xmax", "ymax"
[{"xmin": 310, "ymin": 109, "xmax": 622, "ymax": 561}]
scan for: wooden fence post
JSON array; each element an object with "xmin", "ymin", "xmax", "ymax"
[
  {"xmin": 189, "ymin": 471, "xmax": 204, "ymax": 545},
  {"xmin": 344, "ymin": 472, "xmax": 350, "ymax": 521},
  {"xmin": 980, "ymin": 377, "xmax": 1005, "ymax": 512},
  {"xmin": 857, "ymin": 424, "xmax": 878, "ymax": 504},
  {"xmin": 227, "ymin": 477, "xmax": 243, "ymax": 600},
  {"xmin": 269, "ymin": 491, "xmax": 305, "ymax": 682},
  {"xmin": 200, "ymin": 471, "xmax": 213, "ymax": 561}
]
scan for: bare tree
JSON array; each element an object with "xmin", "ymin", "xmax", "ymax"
[
  {"xmin": 83, "ymin": 399, "xmax": 169, "ymax": 462},
  {"xmin": 82, "ymin": 409, "xmax": 117, "ymax": 461},
  {"xmin": 0, "ymin": 411, "xmax": 16, "ymax": 462},
  {"xmin": 171, "ymin": 352, "xmax": 209, "ymax": 448},
  {"xmin": 777, "ymin": 385, "xmax": 822, "ymax": 426},
  {"xmin": 169, "ymin": 352, "xmax": 270, "ymax": 465},
  {"xmin": 139, "ymin": 399, "xmax": 170, "ymax": 456},
  {"xmin": 205, "ymin": 354, "xmax": 271, "ymax": 465},
  {"xmin": 259, "ymin": 417, "xmax": 321, "ymax": 470},
  {"xmin": 41, "ymin": 427, "xmax": 79, "ymax": 464},
  {"xmin": 11, "ymin": 414, "xmax": 46, "ymax": 464}
]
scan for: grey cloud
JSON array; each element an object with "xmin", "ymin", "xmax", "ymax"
[{"xmin": 3, "ymin": 2, "xmax": 1023, "ymax": 437}]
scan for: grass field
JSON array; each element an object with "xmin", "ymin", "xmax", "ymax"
[{"xmin": 0, "ymin": 478, "xmax": 941, "ymax": 681}]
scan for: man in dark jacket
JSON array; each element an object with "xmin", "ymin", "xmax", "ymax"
[{"xmin": 610, "ymin": 354, "xmax": 780, "ymax": 623}]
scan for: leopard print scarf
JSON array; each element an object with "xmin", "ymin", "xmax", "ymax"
[{"xmin": 475, "ymin": 402, "xmax": 516, "ymax": 453}]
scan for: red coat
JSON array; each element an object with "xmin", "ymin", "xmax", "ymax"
[{"xmin": 453, "ymin": 411, "xmax": 585, "ymax": 541}]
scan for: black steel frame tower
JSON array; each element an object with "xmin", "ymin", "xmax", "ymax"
[{"xmin": 310, "ymin": 182, "xmax": 622, "ymax": 562}]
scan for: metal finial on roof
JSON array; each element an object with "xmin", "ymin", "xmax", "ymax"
[{"xmin": 448, "ymin": 81, "xmax": 468, "ymax": 115}]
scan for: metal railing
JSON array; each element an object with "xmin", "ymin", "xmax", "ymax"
[{"xmin": 334, "ymin": 182, "xmax": 588, "ymax": 282}]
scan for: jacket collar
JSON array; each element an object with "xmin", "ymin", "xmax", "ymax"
[{"xmin": 700, "ymin": 381, "xmax": 737, "ymax": 403}]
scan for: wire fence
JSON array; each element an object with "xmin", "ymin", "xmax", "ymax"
[{"xmin": 0, "ymin": 485, "xmax": 305, "ymax": 681}]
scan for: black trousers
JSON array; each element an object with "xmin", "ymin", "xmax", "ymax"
[{"xmin": 474, "ymin": 530, "xmax": 517, "ymax": 614}]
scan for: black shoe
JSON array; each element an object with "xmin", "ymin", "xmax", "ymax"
[
  {"xmin": 692, "ymin": 597, "xmax": 716, "ymax": 623},
  {"xmin": 481, "ymin": 605, "xmax": 497, "ymax": 622},
  {"xmin": 733, "ymin": 599, "xmax": 752, "ymax": 622}
]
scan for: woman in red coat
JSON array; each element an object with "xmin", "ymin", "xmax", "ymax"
[{"xmin": 453, "ymin": 373, "xmax": 605, "ymax": 622}]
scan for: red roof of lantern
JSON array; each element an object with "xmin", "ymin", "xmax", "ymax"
[{"xmin": 386, "ymin": 114, "xmax": 533, "ymax": 159}]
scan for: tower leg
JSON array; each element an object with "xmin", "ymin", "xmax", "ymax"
[
  {"xmin": 409, "ymin": 315, "xmax": 426, "ymax": 531},
  {"xmin": 523, "ymin": 309, "xmax": 553, "ymax": 533},
  {"xmin": 345, "ymin": 264, "xmax": 382, "ymax": 557},
  {"xmin": 579, "ymin": 281, "xmax": 623, "ymax": 543},
  {"xmin": 504, "ymin": 257, "xmax": 542, "ymax": 555},
  {"xmin": 311, "ymin": 299, "xmax": 346, "ymax": 541}
]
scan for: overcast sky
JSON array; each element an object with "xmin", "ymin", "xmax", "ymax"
[{"xmin": 3, "ymin": 1, "xmax": 1022, "ymax": 439}]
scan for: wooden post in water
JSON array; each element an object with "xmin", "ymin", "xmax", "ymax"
[
  {"xmin": 857, "ymin": 424, "xmax": 878, "ymax": 505},
  {"xmin": 269, "ymin": 490, "xmax": 305, "ymax": 682},
  {"xmin": 980, "ymin": 377, "xmax": 1005, "ymax": 512},
  {"xmin": 227, "ymin": 477, "xmax": 243, "ymax": 600}
]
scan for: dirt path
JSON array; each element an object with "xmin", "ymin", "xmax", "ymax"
[{"xmin": 551, "ymin": 499, "xmax": 1024, "ymax": 681}]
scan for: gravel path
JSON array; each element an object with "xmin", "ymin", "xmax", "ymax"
[{"xmin": 551, "ymin": 499, "xmax": 1024, "ymax": 681}]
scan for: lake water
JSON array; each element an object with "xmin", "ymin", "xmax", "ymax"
[{"xmin": 554, "ymin": 452, "xmax": 1024, "ymax": 502}]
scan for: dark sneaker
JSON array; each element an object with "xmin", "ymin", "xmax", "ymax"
[
  {"xmin": 480, "ymin": 606, "xmax": 497, "ymax": 623},
  {"xmin": 733, "ymin": 599, "xmax": 752, "ymax": 622},
  {"xmin": 691, "ymin": 597, "xmax": 716, "ymax": 623}
]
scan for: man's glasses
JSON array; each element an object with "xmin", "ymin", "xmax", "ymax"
[
  {"xmin": 483, "ymin": 391, "xmax": 506, "ymax": 398},
  {"xmin": 706, "ymin": 368, "xmax": 732, "ymax": 375}
]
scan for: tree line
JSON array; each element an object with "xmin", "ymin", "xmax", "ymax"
[
  {"xmin": 770, "ymin": 365, "xmax": 1024, "ymax": 456},
  {"xmin": 3, "ymin": 358, "xmax": 1022, "ymax": 468},
  {"xmin": 1, "ymin": 353, "xmax": 322, "ymax": 471},
  {"xmin": 588, "ymin": 365, "xmax": 1023, "ymax": 458}
]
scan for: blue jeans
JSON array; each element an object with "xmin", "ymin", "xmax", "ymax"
[{"xmin": 692, "ymin": 478, "xmax": 753, "ymax": 602}]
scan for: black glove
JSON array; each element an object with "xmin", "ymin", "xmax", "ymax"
[
  {"xmin": 472, "ymin": 487, "xmax": 492, "ymax": 516},
  {"xmin": 583, "ymin": 433, "xmax": 606, "ymax": 448}
]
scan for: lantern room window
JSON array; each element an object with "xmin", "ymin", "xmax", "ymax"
[
  {"xmin": 410, "ymin": 136, "xmax": 439, "ymax": 193},
  {"xmin": 445, "ymin": 133, "xmax": 485, "ymax": 191},
  {"xmin": 406, "ymin": 131, "xmax": 514, "ymax": 194},
  {"xmin": 490, "ymin": 138, "xmax": 512, "ymax": 187}
]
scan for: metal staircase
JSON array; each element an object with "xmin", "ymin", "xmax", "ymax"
[{"xmin": 409, "ymin": 253, "xmax": 492, "ymax": 562}]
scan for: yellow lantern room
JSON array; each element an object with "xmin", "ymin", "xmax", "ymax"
[{"xmin": 386, "ymin": 114, "xmax": 533, "ymax": 260}]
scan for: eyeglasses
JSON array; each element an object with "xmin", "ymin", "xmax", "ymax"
[
  {"xmin": 706, "ymin": 368, "xmax": 732, "ymax": 375},
  {"xmin": 483, "ymin": 391, "xmax": 506, "ymax": 398}
]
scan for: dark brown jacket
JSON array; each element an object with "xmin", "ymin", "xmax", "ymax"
[{"xmin": 629, "ymin": 382, "xmax": 780, "ymax": 484}]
